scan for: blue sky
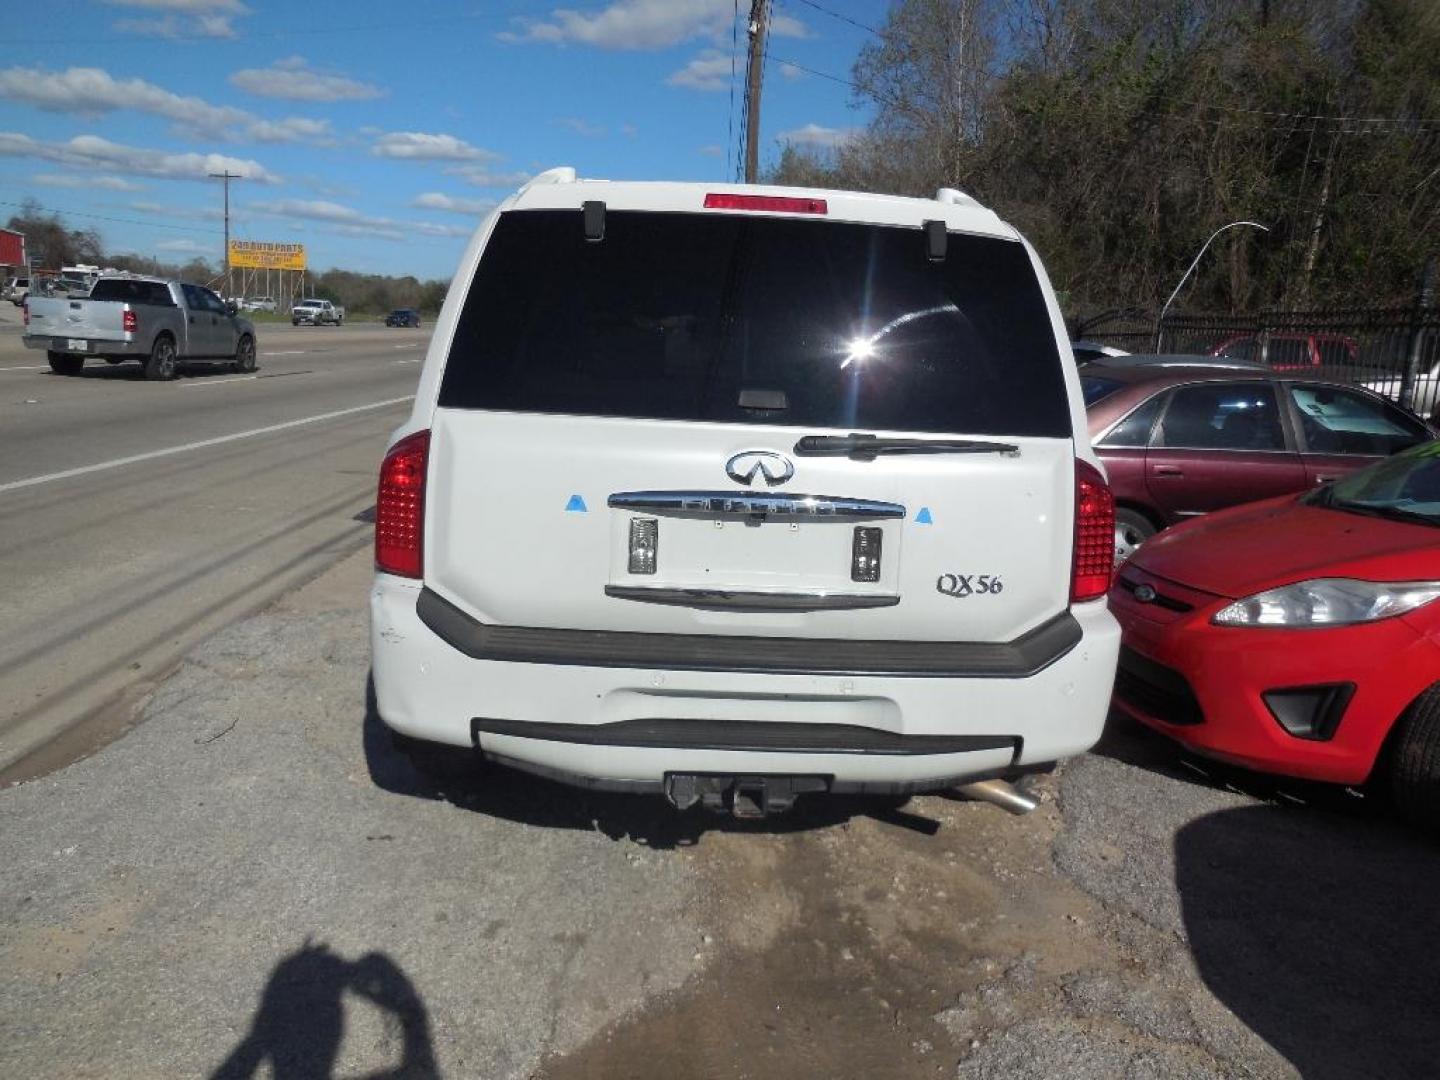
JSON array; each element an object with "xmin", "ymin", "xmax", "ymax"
[{"xmin": 0, "ymin": 0, "xmax": 879, "ymax": 281}]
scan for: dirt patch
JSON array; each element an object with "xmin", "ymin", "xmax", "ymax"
[{"xmin": 538, "ymin": 776, "xmax": 1113, "ymax": 1080}]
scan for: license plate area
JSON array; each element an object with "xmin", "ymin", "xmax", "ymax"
[
  {"xmin": 64, "ymin": 338, "xmax": 89, "ymax": 352},
  {"xmin": 607, "ymin": 491, "xmax": 904, "ymax": 599}
]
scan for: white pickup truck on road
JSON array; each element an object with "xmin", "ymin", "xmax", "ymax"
[
  {"xmin": 291, "ymin": 298, "xmax": 344, "ymax": 326},
  {"xmin": 24, "ymin": 276, "xmax": 257, "ymax": 380}
]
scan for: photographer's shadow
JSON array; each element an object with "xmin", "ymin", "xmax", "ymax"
[{"xmin": 211, "ymin": 941, "xmax": 438, "ymax": 1080}]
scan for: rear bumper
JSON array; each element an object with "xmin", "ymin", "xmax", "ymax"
[
  {"xmin": 23, "ymin": 334, "xmax": 143, "ymax": 356},
  {"xmin": 371, "ymin": 576, "xmax": 1120, "ymax": 788}
]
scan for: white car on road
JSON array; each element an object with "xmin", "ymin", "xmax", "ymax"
[{"xmin": 369, "ymin": 169, "xmax": 1120, "ymax": 816}]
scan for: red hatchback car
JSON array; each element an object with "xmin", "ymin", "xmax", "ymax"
[
  {"xmin": 1084, "ymin": 361, "xmax": 1434, "ymax": 562},
  {"xmin": 1109, "ymin": 444, "xmax": 1440, "ymax": 828}
]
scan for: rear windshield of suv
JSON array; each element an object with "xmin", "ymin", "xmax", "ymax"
[{"xmin": 439, "ymin": 209, "xmax": 1071, "ymax": 437}]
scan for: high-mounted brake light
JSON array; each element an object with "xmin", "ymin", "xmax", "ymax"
[
  {"xmin": 375, "ymin": 430, "xmax": 430, "ymax": 579},
  {"xmin": 703, "ymin": 193, "xmax": 828, "ymax": 215},
  {"xmin": 1071, "ymin": 459, "xmax": 1115, "ymax": 603},
  {"xmin": 123, "ymin": 309, "xmax": 137, "ymax": 334}
]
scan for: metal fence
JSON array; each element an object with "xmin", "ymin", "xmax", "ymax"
[{"xmin": 1072, "ymin": 289, "xmax": 1440, "ymax": 419}]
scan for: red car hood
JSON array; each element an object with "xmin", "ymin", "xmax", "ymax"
[{"xmin": 1130, "ymin": 495, "xmax": 1440, "ymax": 599}]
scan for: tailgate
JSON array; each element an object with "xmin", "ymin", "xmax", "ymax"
[
  {"xmin": 428, "ymin": 412, "xmax": 1073, "ymax": 642},
  {"xmin": 27, "ymin": 299, "xmax": 126, "ymax": 342}
]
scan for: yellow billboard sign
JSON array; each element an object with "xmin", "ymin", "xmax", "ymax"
[{"xmin": 228, "ymin": 240, "xmax": 306, "ymax": 271}]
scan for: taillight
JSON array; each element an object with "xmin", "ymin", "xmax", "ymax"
[
  {"xmin": 703, "ymin": 193, "xmax": 827, "ymax": 214},
  {"xmin": 375, "ymin": 430, "xmax": 429, "ymax": 578},
  {"xmin": 123, "ymin": 309, "xmax": 137, "ymax": 333},
  {"xmin": 1071, "ymin": 459, "xmax": 1115, "ymax": 603}
]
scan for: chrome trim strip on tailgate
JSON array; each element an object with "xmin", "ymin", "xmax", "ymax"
[
  {"xmin": 608, "ymin": 491, "xmax": 905, "ymax": 520},
  {"xmin": 603, "ymin": 585, "xmax": 900, "ymax": 611},
  {"xmin": 473, "ymin": 717, "xmax": 1016, "ymax": 755},
  {"xmin": 416, "ymin": 587, "xmax": 1082, "ymax": 678}
]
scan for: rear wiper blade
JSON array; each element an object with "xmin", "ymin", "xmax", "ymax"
[{"xmin": 793, "ymin": 433, "xmax": 1020, "ymax": 460}]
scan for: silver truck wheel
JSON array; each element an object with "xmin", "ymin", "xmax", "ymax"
[
  {"xmin": 232, "ymin": 335, "xmax": 257, "ymax": 374},
  {"xmin": 145, "ymin": 336, "xmax": 178, "ymax": 381}
]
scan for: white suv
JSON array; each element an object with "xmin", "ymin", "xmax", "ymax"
[{"xmin": 370, "ymin": 169, "xmax": 1119, "ymax": 815}]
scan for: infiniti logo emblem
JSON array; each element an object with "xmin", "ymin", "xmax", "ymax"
[{"xmin": 725, "ymin": 450, "xmax": 795, "ymax": 487}]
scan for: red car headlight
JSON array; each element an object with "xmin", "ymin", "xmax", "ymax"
[{"xmin": 1212, "ymin": 578, "xmax": 1440, "ymax": 627}]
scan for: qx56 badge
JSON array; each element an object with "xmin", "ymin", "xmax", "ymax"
[{"xmin": 936, "ymin": 573, "xmax": 1004, "ymax": 598}]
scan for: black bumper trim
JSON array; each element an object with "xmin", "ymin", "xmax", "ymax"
[
  {"xmin": 472, "ymin": 717, "xmax": 1017, "ymax": 756},
  {"xmin": 416, "ymin": 587, "xmax": 1082, "ymax": 678}
]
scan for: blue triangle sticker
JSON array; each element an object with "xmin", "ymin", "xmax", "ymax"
[
  {"xmin": 915, "ymin": 506, "xmax": 933, "ymax": 525},
  {"xmin": 564, "ymin": 494, "xmax": 588, "ymax": 513}
]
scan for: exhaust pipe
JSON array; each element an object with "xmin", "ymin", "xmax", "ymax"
[{"xmin": 955, "ymin": 778, "xmax": 1038, "ymax": 816}]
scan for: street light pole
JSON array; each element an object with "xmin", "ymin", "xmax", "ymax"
[{"xmin": 1155, "ymin": 220, "xmax": 1270, "ymax": 350}]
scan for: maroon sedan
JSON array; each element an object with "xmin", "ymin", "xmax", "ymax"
[{"xmin": 1083, "ymin": 360, "xmax": 1433, "ymax": 561}]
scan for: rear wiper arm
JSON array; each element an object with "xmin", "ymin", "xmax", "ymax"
[{"xmin": 793, "ymin": 432, "xmax": 1020, "ymax": 460}]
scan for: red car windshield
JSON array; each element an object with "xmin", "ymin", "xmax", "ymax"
[{"xmin": 1308, "ymin": 444, "xmax": 1440, "ymax": 527}]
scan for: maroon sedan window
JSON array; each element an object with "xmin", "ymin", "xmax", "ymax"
[
  {"xmin": 1288, "ymin": 385, "xmax": 1429, "ymax": 457},
  {"xmin": 1155, "ymin": 384, "xmax": 1285, "ymax": 451},
  {"xmin": 1098, "ymin": 393, "xmax": 1164, "ymax": 448}
]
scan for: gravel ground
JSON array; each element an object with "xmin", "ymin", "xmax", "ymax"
[{"xmin": 2, "ymin": 550, "xmax": 1437, "ymax": 1079}]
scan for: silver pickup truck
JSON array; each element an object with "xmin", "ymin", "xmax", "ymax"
[
  {"xmin": 24, "ymin": 277, "xmax": 257, "ymax": 380},
  {"xmin": 291, "ymin": 298, "xmax": 344, "ymax": 326}
]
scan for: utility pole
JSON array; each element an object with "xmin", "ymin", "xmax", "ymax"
[
  {"xmin": 743, "ymin": 0, "xmax": 770, "ymax": 184},
  {"xmin": 208, "ymin": 170, "xmax": 243, "ymax": 297}
]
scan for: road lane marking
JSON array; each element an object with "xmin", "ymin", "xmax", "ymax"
[
  {"xmin": 0, "ymin": 365, "xmax": 45, "ymax": 371},
  {"xmin": 0, "ymin": 395, "xmax": 415, "ymax": 495},
  {"xmin": 392, "ymin": 343, "xmax": 422, "ymax": 349},
  {"xmin": 393, "ymin": 358, "xmax": 421, "ymax": 365},
  {"xmin": 262, "ymin": 350, "xmax": 306, "ymax": 356},
  {"xmin": 181, "ymin": 375, "xmax": 259, "ymax": 389}
]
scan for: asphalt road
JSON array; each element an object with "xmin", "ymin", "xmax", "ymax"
[
  {"xmin": 0, "ymin": 308, "xmax": 423, "ymax": 780},
  {"xmin": 2, "ymin": 547, "xmax": 1435, "ymax": 1079}
]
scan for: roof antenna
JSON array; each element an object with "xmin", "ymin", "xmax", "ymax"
[
  {"xmin": 924, "ymin": 220, "xmax": 947, "ymax": 262},
  {"xmin": 583, "ymin": 201, "xmax": 606, "ymax": 242}
]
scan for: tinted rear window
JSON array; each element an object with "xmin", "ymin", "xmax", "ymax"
[
  {"xmin": 1080, "ymin": 375, "xmax": 1122, "ymax": 406},
  {"xmin": 439, "ymin": 210, "xmax": 1070, "ymax": 437},
  {"xmin": 89, "ymin": 279, "xmax": 173, "ymax": 306}
]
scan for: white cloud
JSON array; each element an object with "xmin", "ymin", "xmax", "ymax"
[
  {"xmin": 248, "ymin": 197, "xmax": 404, "ymax": 241},
  {"xmin": 106, "ymin": 0, "xmax": 249, "ymax": 39},
  {"xmin": 32, "ymin": 172, "xmax": 147, "ymax": 191},
  {"xmin": 155, "ymin": 237, "xmax": 212, "ymax": 254},
  {"xmin": 413, "ymin": 221, "xmax": 474, "ymax": 238},
  {"xmin": 244, "ymin": 116, "xmax": 336, "ymax": 145},
  {"xmin": 666, "ymin": 49, "xmax": 732, "ymax": 91},
  {"xmin": 621, "ymin": 123, "xmax": 638, "ymax": 138},
  {"xmin": 372, "ymin": 131, "xmax": 498, "ymax": 162},
  {"xmin": 443, "ymin": 164, "xmax": 532, "ymax": 188},
  {"xmin": 557, "ymin": 117, "xmax": 606, "ymax": 138},
  {"xmin": 129, "ymin": 200, "xmax": 228, "ymax": 223},
  {"xmin": 412, "ymin": 192, "xmax": 495, "ymax": 215},
  {"xmin": 247, "ymin": 197, "xmax": 470, "ymax": 244},
  {"xmin": 0, "ymin": 132, "xmax": 281, "ymax": 183},
  {"xmin": 500, "ymin": 0, "xmax": 807, "ymax": 50},
  {"xmin": 779, "ymin": 62, "xmax": 804, "ymax": 81},
  {"xmin": 0, "ymin": 65, "xmax": 245, "ymax": 129},
  {"xmin": 0, "ymin": 66, "xmax": 335, "ymax": 145},
  {"xmin": 103, "ymin": 0, "xmax": 247, "ymax": 10},
  {"xmin": 777, "ymin": 123, "xmax": 860, "ymax": 149},
  {"xmin": 697, "ymin": 144, "xmax": 724, "ymax": 158},
  {"xmin": 229, "ymin": 56, "xmax": 382, "ymax": 102}
]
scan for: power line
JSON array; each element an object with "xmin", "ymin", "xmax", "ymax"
[
  {"xmin": 0, "ymin": 198, "xmax": 223, "ymax": 235},
  {"xmin": 783, "ymin": 0, "xmax": 882, "ymax": 37}
]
